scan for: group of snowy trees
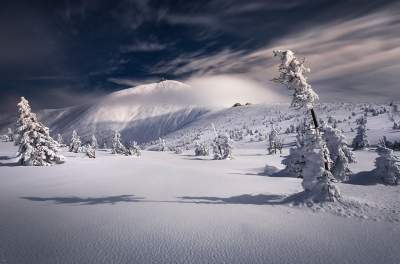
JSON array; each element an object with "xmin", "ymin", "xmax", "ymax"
[
  {"xmin": 111, "ymin": 130, "xmax": 141, "ymax": 157},
  {"xmin": 273, "ymin": 50, "xmax": 399, "ymax": 196}
]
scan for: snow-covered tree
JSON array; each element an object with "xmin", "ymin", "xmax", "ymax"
[
  {"xmin": 351, "ymin": 123, "xmax": 369, "ymax": 150},
  {"xmin": 273, "ymin": 50, "xmax": 340, "ymax": 202},
  {"xmin": 69, "ymin": 130, "xmax": 81, "ymax": 153},
  {"xmin": 268, "ymin": 126, "xmax": 282, "ymax": 154},
  {"xmin": 7, "ymin": 128, "xmax": 14, "ymax": 142},
  {"xmin": 15, "ymin": 97, "xmax": 65, "ymax": 166},
  {"xmin": 111, "ymin": 130, "xmax": 127, "ymax": 154},
  {"xmin": 126, "ymin": 141, "xmax": 141, "ymax": 157},
  {"xmin": 375, "ymin": 145, "xmax": 400, "ymax": 185},
  {"xmin": 212, "ymin": 133, "xmax": 233, "ymax": 160},
  {"xmin": 158, "ymin": 137, "xmax": 168, "ymax": 151},
  {"xmin": 300, "ymin": 127, "xmax": 340, "ymax": 202},
  {"xmin": 194, "ymin": 141, "xmax": 209, "ymax": 156},
  {"xmin": 174, "ymin": 147, "xmax": 183, "ymax": 154},
  {"xmin": 272, "ymin": 50, "xmax": 318, "ymax": 109},
  {"xmin": 323, "ymin": 125, "xmax": 356, "ymax": 181},
  {"xmin": 56, "ymin": 133, "xmax": 65, "ymax": 147},
  {"xmin": 86, "ymin": 144, "xmax": 96, "ymax": 158},
  {"xmin": 281, "ymin": 146, "xmax": 305, "ymax": 178},
  {"xmin": 91, "ymin": 134, "xmax": 98, "ymax": 149}
]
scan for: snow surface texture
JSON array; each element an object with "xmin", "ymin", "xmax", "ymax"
[{"xmin": 0, "ymin": 142, "xmax": 399, "ymax": 264}]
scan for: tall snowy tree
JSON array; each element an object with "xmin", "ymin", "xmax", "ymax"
[
  {"xmin": 15, "ymin": 97, "xmax": 65, "ymax": 166},
  {"xmin": 69, "ymin": 130, "xmax": 81, "ymax": 153},
  {"xmin": 111, "ymin": 130, "xmax": 127, "ymax": 154},
  {"xmin": 273, "ymin": 50, "xmax": 340, "ymax": 202},
  {"xmin": 375, "ymin": 145, "xmax": 400, "ymax": 185},
  {"xmin": 351, "ymin": 123, "xmax": 369, "ymax": 150},
  {"xmin": 91, "ymin": 134, "xmax": 98, "ymax": 149},
  {"xmin": 323, "ymin": 125, "xmax": 356, "ymax": 181}
]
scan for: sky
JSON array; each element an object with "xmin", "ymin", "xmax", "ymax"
[{"xmin": 0, "ymin": 0, "xmax": 399, "ymax": 113}]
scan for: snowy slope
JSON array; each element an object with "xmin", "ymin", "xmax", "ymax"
[
  {"xmin": 0, "ymin": 81, "xmax": 210, "ymax": 144},
  {"xmin": 0, "ymin": 142, "xmax": 399, "ymax": 264}
]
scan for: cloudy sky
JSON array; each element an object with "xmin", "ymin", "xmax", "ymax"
[{"xmin": 0, "ymin": 0, "xmax": 399, "ymax": 113}]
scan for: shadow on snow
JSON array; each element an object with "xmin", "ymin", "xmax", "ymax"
[
  {"xmin": 177, "ymin": 192, "xmax": 308, "ymax": 205},
  {"xmin": 21, "ymin": 195, "xmax": 144, "ymax": 205}
]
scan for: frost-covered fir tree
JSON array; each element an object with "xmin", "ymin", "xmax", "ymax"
[
  {"xmin": 268, "ymin": 126, "xmax": 282, "ymax": 154},
  {"xmin": 272, "ymin": 50, "xmax": 318, "ymax": 109},
  {"xmin": 15, "ymin": 97, "xmax": 65, "ymax": 166},
  {"xmin": 194, "ymin": 141, "xmax": 209, "ymax": 156},
  {"xmin": 7, "ymin": 128, "xmax": 14, "ymax": 142},
  {"xmin": 301, "ymin": 127, "xmax": 340, "ymax": 202},
  {"xmin": 86, "ymin": 144, "xmax": 96, "ymax": 158},
  {"xmin": 57, "ymin": 133, "xmax": 64, "ymax": 146},
  {"xmin": 351, "ymin": 123, "xmax": 369, "ymax": 150},
  {"xmin": 323, "ymin": 125, "xmax": 356, "ymax": 182},
  {"xmin": 375, "ymin": 145, "xmax": 400, "ymax": 185},
  {"xmin": 69, "ymin": 130, "xmax": 81, "ymax": 153},
  {"xmin": 212, "ymin": 133, "xmax": 233, "ymax": 160},
  {"xmin": 91, "ymin": 134, "xmax": 98, "ymax": 149},
  {"xmin": 111, "ymin": 130, "xmax": 127, "ymax": 154},
  {"xmin": 126, "ymin": 141, "xmax": 141, "ymax": 157},
  {"xmin": 273, "ymin": 50, "xmax": 340, "ymax": 202},
  {"xmin": 158, "ymin": 137, "xmax": 168, "ymax": 151}
]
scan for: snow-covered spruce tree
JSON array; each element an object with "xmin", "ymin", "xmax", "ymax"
[
  {"xmin": 351, "ymin": 123, "xmax": 369, "ymax": 150},
  {"xmin": 7, "ymin": 128, "xmax": 14, "ymax": 142},
  {"xmin": 194, "ymin": 141, "xmax": 209, "ymax": 156},
  {"xmin": 212, "ymin": 133, "xmax": 233, "ymax": 160},
  {"xmin": 273, "ymin": 50, "xmax": 340, "ymax": 202},
  {"xmin": 323, "ymin": 125, "xmax": 356, "ymax": 182},
  {"xmin": 91, "ymin": 134, "xmax": 98, "ymax": 149},
  {"xmin": 111, "ymin": 130, "xmax": 127, "ymax": 154},
  {"xmin": 375, "ymin": 145, "xmax": 400, "ymax": 185},
  {"xmin": 86, "ymin": 144, "xmax": 96, "ymax": 158},
  {"xmin": 126, "ymin": 141, "xmax": 141, "ymax": 157},
  {"xmin": 69, "ymin": 130, "xmax": 81, "ymax": 153},
  {"xmin": 15, "ymin": 97, "xmax": 65, "ymax": 166},
  {"xmin": 57, "ymin": 133, "xmax": 64, "ymax": 147},
  {"xmin": 268, "ymin": 126, "xmax": 282, "ymax": 154},
  {"xmin": 158, "ymin": 137, "xmax": 168, "ymax": 151}
]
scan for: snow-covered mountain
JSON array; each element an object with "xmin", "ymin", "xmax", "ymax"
[
  {"xmin": 1, "ymin": 80, "xmax": 211, "ymax": 144},
  {"xmin": 1, "ymin": 80, "xmax": 397, "ymax": 149}
]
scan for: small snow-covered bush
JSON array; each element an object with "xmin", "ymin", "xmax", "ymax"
[
  {"xmin": 126, "ymin": 141, "xmax": 141, "ymax": 157},
  {"xmin": 212, "ymin": 134, "xmax": 233, "ymax": 160},
  {"xmin": 194, "ymin": 141, "xmax": 209, "ymax": 156},
  {"xmin": 86, "ymin": 144, "xmax": 96, "ymax": 158}
]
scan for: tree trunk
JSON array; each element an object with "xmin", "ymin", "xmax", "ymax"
[{"xmin": 310, "ymin": 108, "xmax": 330, "ymax": 171}]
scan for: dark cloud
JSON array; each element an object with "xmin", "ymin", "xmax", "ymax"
[{"xmin": 0, "ymin": 0, "xmax": 399, "ymax": 113}]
